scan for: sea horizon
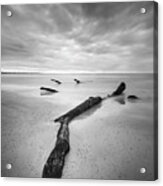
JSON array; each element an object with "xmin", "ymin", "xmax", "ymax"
[{"xmin": 1, "ymin": 71, "xmax": 154, "ymax": 75}]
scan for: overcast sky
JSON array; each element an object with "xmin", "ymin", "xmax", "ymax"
[{"xmin": 1, "ymin": 2, "xmax": 154, "ymax": 73}]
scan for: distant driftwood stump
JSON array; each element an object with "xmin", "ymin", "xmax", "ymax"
[
  {"xmin": 40, "ymin": 87, "xmax": 58, "ymax": 93},
  {"xmin": 127, "ymin": 95, "xmax": 139, "ymax": 99},
  {"xmin": 51, "ymin": 79, "xmax": 62, "ymax": 85},
  {"xmin": 42, "ymin": 82, "xmax": 126, "ymax": 178},
  {"xmin": 74, "ymin": 78, "xmax": 81, "ymax": 84}
]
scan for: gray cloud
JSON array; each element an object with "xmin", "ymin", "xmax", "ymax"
[{"xmin": 1, "ymin": 2, "xmax": 154, "ymax": 73}]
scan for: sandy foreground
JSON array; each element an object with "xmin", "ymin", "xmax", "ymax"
[{"xmin": 1, "ymin": 87, "xmax": 154, "ymax": 180}]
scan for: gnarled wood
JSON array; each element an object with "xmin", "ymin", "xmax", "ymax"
[
  {"xmin": 55, "ymin": 96, "xmax": 102, "ymax": 123},
  {"xmin": 42, "ymin": 120, "xmax": 69, "ymax": 178},
  {"xmin": 42, "ymin": 82, "xmax": 125, "ymax": 178}
]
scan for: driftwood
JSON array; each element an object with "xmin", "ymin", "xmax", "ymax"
[
  {"xmin": 42, "ymin": 97, "xmax": 102, "ymax": 178},
  {"xmin": 42, "ymin": 120, "xmax": 70, "ymax": 178},
  {"xmin": 40, "ymin": 87, "xmax": 58, "ymax": 93},
  {"xmin": 111, "ymin": 82, "xmax": 126, "ymax": 96},
  {"xmin": 127, "ymin": 95, "xmax": 139, "ymax": 99},
  {"xmin": 42, "ymin": 82, "xmax": 125, "ymax": 178},
  {"xmin": 55, "ymin": 96, "xmax": 102, "ymax": 123},
  {"xmin": 51, "ymin": 79, "xmax": 62, "ymax": 85},
  {"xmin": 74, "ymin": 78, "xmax": 81, "ymax": 84}
]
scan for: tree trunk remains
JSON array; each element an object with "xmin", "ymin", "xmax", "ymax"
[
  {"xmin": 55, "ymin": 96, "xmax": 102, "ymax": 124},
  {"xmin": 42, "ymin": 82, "xmax": 126, "ymax": 178},
  {"xmin": 42, "ymin": 119, "xmax": 69, "ymax": 178}
]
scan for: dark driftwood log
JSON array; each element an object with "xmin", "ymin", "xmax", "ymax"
[
  {"xmin": 111, "ymin": 82, "xmax": 126, "ymax": 96},
  {"xmin": 74, "ymin": 78, "xmax": 81, "ymax": 84},
  {"xmin": 127, "ymin": 95, "xmax": 139, "ymax": 99},
  {"xmin": 42, "ymin": 96, "xmax": 102, "ymax": 178},
  {"xmin": 42, "ymin": 121, "xmax": 70, "ymax": 178},
  {"xmin": 40, "ymin": 87, "xmax": 58, "ymax": 93},
  {"xmin": 55, "ymin": 96, "xmax": 102, "ymax": 123},
  {"xmin": 42, "ymin": 82, "xmax": 125, "ymax": 178}
]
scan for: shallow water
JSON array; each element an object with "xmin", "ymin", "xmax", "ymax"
[{"xmin": 1, "ymin": 73, "xmax": 155, "ymax": 180}]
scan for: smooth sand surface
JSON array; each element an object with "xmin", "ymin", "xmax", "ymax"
[
  {"xmin": 63, "ymin": 98, "xmax": 154, "ymax": 180},
  {"xmin": 1, "ymin": 74, "xmax": 155, "ymax": 180},
  {"xmin": 1, "ymin": 90, "xmax": 62, "ymax": 177}
]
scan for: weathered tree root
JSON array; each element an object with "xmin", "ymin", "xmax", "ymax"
[
  {"xmin": 42, "ymin": 82, "xmax": 126, "ymax": 178},
  {"xmin": 42, "ymin": 120, "xmax": 69, "ymax": 178},
  {"xmin": 55, "ymin": 96, "xmax": 102, "ymax": 124}
]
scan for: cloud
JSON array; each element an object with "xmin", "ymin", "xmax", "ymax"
[{"xmin": 1, "ymin": 2, "xmax": 154, "ymax": 73}]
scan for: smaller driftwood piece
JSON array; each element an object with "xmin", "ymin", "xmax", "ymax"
[
  {"xmin": 51, "ymin": 79, "xmax": 62, "ymax": 84},
  {"xmin": 40, "ymin": 87, "xmax": 58, "ymax": 93}
]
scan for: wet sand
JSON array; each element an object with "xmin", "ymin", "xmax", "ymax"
[{"xmin": 1, "ymin": 74, "xmax": 155, "ymax": 180}]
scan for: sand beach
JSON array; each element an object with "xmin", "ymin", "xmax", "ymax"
[{"xmin": 1, "ymin": 73, "xmax": 155, "ymax": 180}]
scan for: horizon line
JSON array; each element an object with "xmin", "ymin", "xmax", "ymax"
[{"xmin": 1, "ymin": 70, "xmax": 153, "ymax": 74}]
